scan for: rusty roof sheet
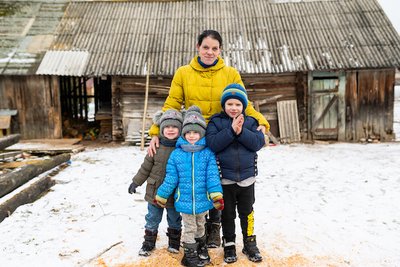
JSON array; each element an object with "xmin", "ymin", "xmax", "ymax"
[{"xmin": 0, "ymin": 0, "xmax": 68, "ymax": 75}]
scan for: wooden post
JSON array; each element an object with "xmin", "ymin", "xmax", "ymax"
[{"xmin": 140, "ymin": 61, "xmax": 150, "ymax": 150}]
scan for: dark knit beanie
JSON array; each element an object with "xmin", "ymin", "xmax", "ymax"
[
  {"xmin": 153, "ymin": 109, "xmax": 183, "ymax": 138},
  {"xmin": 181, "ymin": 106, "xmax": 207, "ymax": 139},
  {"xmin": 221, "ymin": 83, "xmax": 248, "ymax": 110}
]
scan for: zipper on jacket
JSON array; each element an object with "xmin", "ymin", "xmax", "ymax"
[
  {"xmin": 191, "ymin": 152, "xmax": 195, "ymax": 215},
  {"xmin": 235, "ymin": 142, "xmax": 241, "ymax": 181}
]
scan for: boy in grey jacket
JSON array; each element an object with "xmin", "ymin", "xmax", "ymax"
[{"xmin": 128, "ymin": 109, "xmax": 183, "ymax": 256}]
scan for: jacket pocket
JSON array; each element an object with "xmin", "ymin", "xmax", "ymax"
[{"xmin": 146, "ymin": 177, "xmax": 157, "ymax": 197}]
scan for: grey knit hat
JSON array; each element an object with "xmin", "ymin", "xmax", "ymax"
[
  {"xmin": 181, "ymin": 106, "xmax": 207, "ymax": 139},
  {"xmin": 153, "ymin": 109, "xmax": 183, "ymax": 138}
]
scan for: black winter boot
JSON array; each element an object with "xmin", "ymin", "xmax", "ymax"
[
  {"xmin": 242, "ymin": 235, "xmax": 263, "ymax": 262},
  {"xmin": 167, "ymin": 228, "xmax": 181, "ymax": 253},
  {"xmin": 195, "ymin": 235, "xmax": 210, "ymax": 265},
  {"xmin": 181, "ymin": 242, "xmax": 205, "ymax": 267},
  {"xmin": 138, "ymin": 229, "xmax": 157, "ymax": 256},
  {"xmin": 206, "ymin": 223, "xmax": 221, "ymax": 248},
  {"xmin": 223, "ymin": 236, "xmax": 237, "ymax": 264}
]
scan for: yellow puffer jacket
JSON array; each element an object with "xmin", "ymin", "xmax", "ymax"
[{"xmin": 149, "ymin": 56, "xmax": 270, "ymax": 136}]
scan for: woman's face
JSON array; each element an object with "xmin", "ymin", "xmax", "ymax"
[{"xmin": 196, "ymin": 36, "xmax": 221, "ymax": 65}]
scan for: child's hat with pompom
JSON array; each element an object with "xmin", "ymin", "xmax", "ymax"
[
  {"xmin": 153, "ymin": 109, "xmax": 183, "ymax": 138},
  {"xmin": 181, "ymin": 106, "xmax": 206, "ymax": 139}
]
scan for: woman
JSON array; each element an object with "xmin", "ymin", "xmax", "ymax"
[{"xmin": 147, "ymin": 29, "xmax": 270, "ymax": 248}]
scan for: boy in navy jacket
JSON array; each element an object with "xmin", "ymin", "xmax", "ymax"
[{"xmin": 206, "ymin": 84, "xmax": 265, "ymax": 264}]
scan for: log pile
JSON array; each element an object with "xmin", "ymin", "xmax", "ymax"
[{"xmin": 0, "ymin": 135, "xmax": 71, "ymax": 222}]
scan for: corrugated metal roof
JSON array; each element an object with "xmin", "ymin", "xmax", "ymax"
[
  {"xmin": 2, "ymin": 0, "xmax": 400, "ymax": 76},
  {"xmin": 36, "ymin": 50, "xmax": 89, "ymax": 76},
  {"xmin": 49, "ymin": 0, "xmax": 400, "ymax": 76},
  {"xmin": 0, "ymin": 0, "xmax": 68, "ymax": 75}
]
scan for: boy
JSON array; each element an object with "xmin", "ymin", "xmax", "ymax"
[
  {"xmin": 155, "ymin": 106, "xmax": 224, "ymax": 267},
  {"xmin": 128, "ymin": 109, "xmax": 183, "ymax": 256},
  {"xmin": 206, "ymin": 84, "xmax": 265, "ymax": 263}
]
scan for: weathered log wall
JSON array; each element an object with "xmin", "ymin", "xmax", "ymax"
[
  {"xmin": 0, "ymin": 75, "xmax": 62, "ymax": 139},
  {"xmin": 243, "ymin": 72, "xmax": 306, "ymax": 139},
  {"xmin": 112, "ymin": 69, "xmax": 395, "ymax": 143},
  {"xmin": 345, "ymin": 69, "xmax": 395, "ymax": 141},
  {"xmin": 113, "ymin": 73, "xmax": 304, "ymax": 141}
]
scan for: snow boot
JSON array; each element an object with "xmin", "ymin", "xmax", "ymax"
[
  {"xmin": 181, "ymin": 242, "xmax": 205, "ymax": 267},
  {"xmin": 167, "ymin": 228, "xmax": 181, "ymax": 253},
  {"xmin": 138, "ymin": 229, "xmax": 157, "ymax": 256},
  {"xmin": 242, "ymin": 235, "xmax": 263, "ymax": 262},
  {"xmin": 223, "ymin": 236, "xmax": 237, "ymax": 264},
  {"xmin": 206, "ymin": 222, "xmax": 221, "ymax": 248},
  {"xmin": 195, "ymin": 235, "xmax": 210, "ymax": 265}
]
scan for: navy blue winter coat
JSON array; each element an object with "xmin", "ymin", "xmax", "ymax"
[{"xmin": 206, "ymin": 112, "xmax": 265, "ymax": 182}]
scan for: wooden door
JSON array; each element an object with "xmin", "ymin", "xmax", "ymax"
[{"xmin": 308, "ymin": 72, "xmax": 346, "ymax": 140}]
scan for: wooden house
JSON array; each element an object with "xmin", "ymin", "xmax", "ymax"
[{"xmin": 1, "ymin": 0, "xmax": 400, "ymax": 142}]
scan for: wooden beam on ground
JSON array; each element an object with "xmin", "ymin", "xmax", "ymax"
[
  {"xmin": 0, "ymin": 175, "xmax": 55, "ymax": 222},
  {"xmin": 0, "ymin": 153, "xmax": 70, "ymax": 198},
  {"xmin": 266, "ymin": 131, "xmax": 280, "ymax": 145},
  {"xmin": 0, "ymin": 134, "xmax": 21, "ymax": 150}
]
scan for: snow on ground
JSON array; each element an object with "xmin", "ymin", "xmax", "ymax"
[{"xmin": 0, "ymin": 87, "xmax": 399, "ymax": 267}]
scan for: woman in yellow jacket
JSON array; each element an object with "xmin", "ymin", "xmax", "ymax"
[{"xmin": 147, "ymin": 29, "xmax": 270, "ymax": 249}]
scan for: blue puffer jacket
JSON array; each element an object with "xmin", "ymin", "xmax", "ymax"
[
  {"xmin": 206, "ymin": 112, "xmax": 265, "ymax": 182},
  {"xmin": 156, "ymin": 137, "xmax": 222, "ymax": 215}
]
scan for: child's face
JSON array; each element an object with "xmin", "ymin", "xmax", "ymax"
[
  {"xmin": 163, "ymin": 126, "xmax": 180, "ymax": 140},
  {"xmin": 224, "ymin": 99, "xmax": 243, "ymax": 118},
  {"xmin": 185, "ymin": 130, "xmax": 201, "ymax": 144}
]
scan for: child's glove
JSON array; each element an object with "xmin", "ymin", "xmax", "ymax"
[
  {"xmin": 210, "ymin": 193, "xmax": 224, "ymax": 211},
  {"xmin": 128, "ymin": 182, "xmax": 138, "ymax": 194},
  {"xmin": 154, "ymin": 195, "xmax": 167, "ymax": 208}
]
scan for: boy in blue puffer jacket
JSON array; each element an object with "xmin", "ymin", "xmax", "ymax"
[
  {"xmin": 206, "ymin": 84, "xmax": 266, "ymax": 264},
  {"xmin": 155, "ymin": 106, "xmax": 224, "ymax": 267}
]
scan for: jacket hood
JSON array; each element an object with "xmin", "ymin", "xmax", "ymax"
[
  {"xmin": 176, "ymin": 136, "xmax": 206, "ymax": 148},
  {"xmin": 190, "ymin": 56, "xmax": 225, "ymax": 72}
]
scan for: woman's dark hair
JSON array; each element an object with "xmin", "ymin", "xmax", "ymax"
[{"xmin": 197, "ymin": 30, "xmax": 223, "ymax": 47}]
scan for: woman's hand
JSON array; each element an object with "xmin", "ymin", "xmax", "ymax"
[
  {"xmin": 147, "ymin": 136, "xmax": 159, "ymax": 157},
  {"xmin": 257, "ymin": 125, "xmax": 266, "ymax": 134}
]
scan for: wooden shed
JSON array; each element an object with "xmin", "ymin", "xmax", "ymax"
[
  {"xmin": 1, "ymin": 0, "xmax": 400, "ymax": 142},
  {"xmin": 0, "ymin": 0, "xmax": 68, "ymax": 139}
]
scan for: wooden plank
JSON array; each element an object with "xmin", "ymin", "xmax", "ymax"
[
  {"xmin": 0, "ymin": 151, "xmax": 21, "ymax": 161},
  {"xmin": 5, "ymin": 139, "xmax": 84, "ymax": 153},
  {"xmin": 0, "ymin": 159, "xmax": 47, "ymax": 169},
  {"xmin": 277, "ymin": 100, "xmax": 301, "ymax": 143},
  {"xmin": 0, "ymin": 116, "xmax": 11, "ymax": 129}
]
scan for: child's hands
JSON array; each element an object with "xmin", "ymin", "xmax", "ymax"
[
  {"xmin": 232, "ymin": 114, "xmax": 244, "ymax": 135},
  {"xmin": 210, "ymin": 193, "xmax": 224, "ymax": 211},
  {"xmin": 154, "ymin": 195, "xmax": 167, "ymax": 208},
  {"xmin": 128, "ymin": 182, "xmax": 138, "ymax": 194}
]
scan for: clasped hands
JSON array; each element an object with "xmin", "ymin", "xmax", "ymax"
[{"xmin": 232, "ymin": 114, "xmax": 244, "ymax": 135}]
